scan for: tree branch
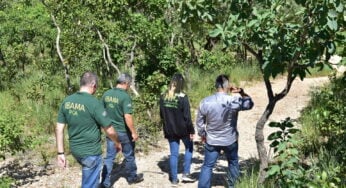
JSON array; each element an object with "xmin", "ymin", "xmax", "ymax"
[
  {"xmin": 256, "ymin": 49, "xmax": 275, "ymax": 101},
  {"xmin": 96, "ymin": 29, "xmax": 121, "ymax": 75},
  {"xmin": 51, "ymin": 13, "xmax": 72, "ymax": 93},
  {"xmin": 242, "ymin": 42, "xmax": 259, "ymax": 61},
  {"xmin": 128, "ymin": 40, "xmax": 137, "ymax": 66},
  {"xmin": 96, "ymin": 29, "xmax": 139, "ymax": 96},
  {"xmin": 275, "ymin": 65, "xmax": 295, "ymax": 101},
  {"xmin": 128, "ymin": 41, "xmax": 139, "ymax": 96},
  {"xmin": 263, "ymin": 76, "xmax": 274, "ymax": 100},
  {"xmin": 170, "ymin": 33, "xmax": 175, "ymax": 46}
]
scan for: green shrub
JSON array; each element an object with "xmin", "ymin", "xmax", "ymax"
[
  {"xmin": 265, "ymin": 118, "xmax": 306, "ymax": 187},
  {"xmin": 305, "ymin": 148, "xmax": 341, "ymax": 188},
  {"xmin": 0, "ymin": 176, "xmax": 14, "ymax": 187},
  {"xmin": 300, "ymin": 73, "xmax": 346, "ymax": 181},
  {"xmin": 198, "ymin": 49, "xmax": 236, "ymax": 71},
  {"xmin": 0, "ymin": 99, "xmax": 32, "ymax": 159}
]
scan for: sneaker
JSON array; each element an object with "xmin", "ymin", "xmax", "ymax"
[
  {"xmin": 182, "ymin": 173, "xmax": 196, "ymax": 182},
  {"xmin": 171, "ymin": 179, "xmax": 179, "ymax": 187},
  {"xmin": 128, "ymin": 173, "xmax": 144, "ymax": 184}
]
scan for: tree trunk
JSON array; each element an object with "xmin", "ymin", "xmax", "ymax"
[
  {"xmin": 242, "ymin": 44, "xmax": 296, "ymax": 184},
  {"xmin": 50, "ymin": 14, "xmax": 73, "ymax": 93},
  {"xmin": 256, "ymin": 101, "xmax": 276, "ymax": 183}
]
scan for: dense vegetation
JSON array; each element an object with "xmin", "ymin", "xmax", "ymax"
[
  {"xmin": 0, "ymin": 0, "xmax": 345, "ymax": 187},
  {"xmin": 262, "ymin": 73, "xmax": 346, "ymax": 187}
]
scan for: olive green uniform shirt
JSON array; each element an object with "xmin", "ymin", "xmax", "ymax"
[
  {"xmin": 102, "ymin": 88, "xmax": 132, "ymax": 132},
  {"xmin": 57, "ymin": 91, "xmax": 112, "ymax": 158}
]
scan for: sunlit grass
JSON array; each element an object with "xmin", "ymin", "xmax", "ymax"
[
  {"xmin": 186, "ymin": 63, "xmax": 261, "ymax": 110},
  {"xmin": 307, "ymin": 65, "xmax": 333, "ymax": 77}
]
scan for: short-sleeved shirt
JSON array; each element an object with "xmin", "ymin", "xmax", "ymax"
[
  {"xmin": 57, "ymin": 91, "xmax": 112, "ymax": 158},
  {"xmin": 102, "ymin": 88, "xmax": 132, "ymax": 132}
]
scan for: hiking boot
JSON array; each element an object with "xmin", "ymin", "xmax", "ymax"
[
  {"xmin": 182, "ymin": 173, "xmax": 196, "ymax": 182},
  {"xmin": 171, "ymin": 179, "xmax": 179, "ymax": 187},
  {"xmin": 128, "ymin": 173, "xmax": 144, "ymax": 184}
]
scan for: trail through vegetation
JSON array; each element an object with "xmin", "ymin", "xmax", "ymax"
[{"xmin": 0, "ymin": 77, "xmax": 329, "ymax": 188}]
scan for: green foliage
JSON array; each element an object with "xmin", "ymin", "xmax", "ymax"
[
  {"xmin": 0, "ymin": 4, "xmax": 344, "ymax": 187},
  {"xmin": 265, "ymin": 118, "xmax": 305, "ymax": 187},
  {"xmin": 43, "ymin": 0, "xmax": 172, "ymax": 90},
  {"xmin": 0, "ymin": 176, "xmax": 14, "ymax": 187},
  {"xmin": 0, "ymin": 0, "xmax": 56, "ymax": 90},
  {"xmin": 0, "ymin": 67, "xmax": 67, "ymax": 160},
  {"xmin": 198, "ymin": 48, "xmax": 236, "ymax": 70},
  {"xmin": 132, "ymin": 71, "xmax": 166, "ymax": 151},
  {"xmin": 186, "ymin": 64, "xmax": 261, "ymax": 110},
  {"xmin": 266, "ymin": 117, "xmax": 345, "ymax": 187},
  {"xmin": 300, "ymin": 73, "xmax": 346, "ymax": 183},
  {"xmin": 0, "ymin": 94, "xmax": 32, "ymax": 159},
  {"xmin": 133, "ymin": 94, "xmax": 161, "ymax": 153},
  {"xmin": 236, "ymin": 170, "xmax": 260, "ymax": 188},
  {"xmin": 307, "ymin": 171, "xmax": 338, "ymax": 188},
  {"xmin": 203, "ymin": 0, "xmax": 345, "ymax": 80},
  {"xmin": 305, "ymin": 149, "xmax": 341, "ymax": 188},
  {"xmin": 12, "ymin": 70, "xmax": 66, "ymax": 134},
  {"xmin": 266, "ymin": 74, "xmax": 346, "ymax": 187},
  {"xmin": 307, "ymin": 66, "xmax": 333, "ymax": 77}
]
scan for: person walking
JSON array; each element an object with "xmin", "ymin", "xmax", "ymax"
[
  {"xmin": 159, "ymin": 73, "xmax": 196, "ymax": 186},
  {"xmin": 56, "ymin": 71, "xmax": 122, "ymax": 188},
  {"xmin": 101, "ymin": 73, "xmax": 144, "ymax": 188},
  {"xmin": 196, "ymin": 74, "xmax": 254, "ymax": 188}
]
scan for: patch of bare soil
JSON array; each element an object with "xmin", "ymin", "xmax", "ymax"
[{"xmin": 0, "ymin": 77, "xmax": 329, "ymax": 188}]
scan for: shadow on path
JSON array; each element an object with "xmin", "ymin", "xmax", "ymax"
[{"xmin": 0, "ymin": 159, "xmax": 53, "ymax": 187}]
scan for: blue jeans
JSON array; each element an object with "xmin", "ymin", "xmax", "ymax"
[
  {"xmin": 198, "ymin": 142, "xmax": 239, "ymax": 188},
  {"xmin": 168, "ymin": 137, "xmax": 193, "ymax": 181},
  {"xmin": 102, "ymin": 131, "xmax": 137, "ymax": 187},
  {"xmin": 74, "ymin": 154, "xmax": 102, "ymax": 188}
]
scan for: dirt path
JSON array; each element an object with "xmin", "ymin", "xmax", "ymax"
[{"xmin": 1, "ymin": 77, "xmax": 329, "ymax": 188}]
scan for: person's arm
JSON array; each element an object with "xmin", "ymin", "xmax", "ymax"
[
  {"xmin": 183, "ymin": 95, "xmax": 195, "ymax": 140},
  {"xmin": 56, "ymin": 122, "xmax": 66, "ymax": 168},
  {"xmin": 196, "ymin": 103, "xmax": 207, "ymax": 142},
  {"xmin": 231, "ymin": 87, "xmax": 254, "ymax": 110},
  {"xmin": 124, "ymin": 114, "xmax": 139, "ymax": 142},
  {"xmin": 102, "ymin": 125, "xmax": 122, "ymax": 152}
]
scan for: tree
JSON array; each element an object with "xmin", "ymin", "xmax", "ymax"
[
  {"xmin": 41, "ymin": 0, "xmax": 173, "ymax": 90},
  {"xmin": 40, "ymin": 0, "xmax": 179, "ymax": 138},
  {"xmin": 170, "ymin": 0, "xmax": 345, "ymax": 183},
  {"xmin": 0, "ymin": 0, "xmax": 56, "ymax": 90}
]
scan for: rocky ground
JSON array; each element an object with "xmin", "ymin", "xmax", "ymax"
[{"xmin": 0, "ymin": 77, "xmax": 329, "ymax": 188}]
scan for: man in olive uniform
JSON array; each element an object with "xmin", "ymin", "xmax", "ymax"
[
  {"xmin": 101, "ymin": 73, "xmax": 143, "ymax": 188},
  {"xmin": 56, "ymin": 71, "xmax": 122, "ymax": 188}
]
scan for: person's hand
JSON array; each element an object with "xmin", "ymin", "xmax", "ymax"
[
  {"xmin": 132, "ymin": 132, "xmax": 139, "ymax": 142},
  {"xmin": 57, "ymin": 154, "xmax": 66, "ymax": 169},
  {"xmin": 114, "ymin": 142, "xmax": 122, "ymax": 152},
  {"xmin": 201, "ymin": 136, "xmax": 206, "ymax": 143},
  {"xmin": 230, "ymin": 86, "xmax": 243, "ymax": 93},
  {"xmin": 190, "ymin": 134, "xmax": 195, "ymax": 141}
]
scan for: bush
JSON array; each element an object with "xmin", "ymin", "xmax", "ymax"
[
  {"xmin": 265, "ymin": 118, "xmax": 306, "ymax": 187},
  {"xmin": 0, "ymin": 176, "xmax": 14, "ymax": 187},
  {"xmin": 265, "ymin": 118, "xmax": 343, "ymax": 187},
  {"xmin": 0, "ymin": 100, "xmax": 32, "ymax": 159},
  {"xmin": 300, "ymin": 73, "xmax": 346, "ymax": 180}
]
